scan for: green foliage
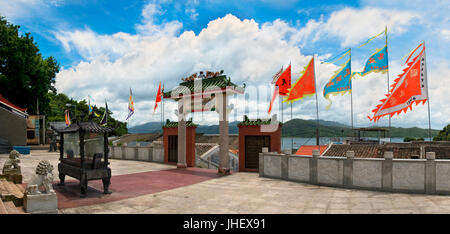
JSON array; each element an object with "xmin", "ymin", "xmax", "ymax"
[
  {"xmin": 0, "ymin": 16, "xmax": 59, "ymax": 115},
  {"xmin": 47, "ymin": 92, "xmax": 128, "ymax": 136},
  {"xmin": 282, "ymin": 119, "xmax": 351, "ymax": 138},
  {"xmin": 433, "ymin": 124, "xmax": 450, "ymax": 141},
  {"xmin": 282, "ymin": 119, "xmax": 439, "ymax": 138},
  {"xmin": 403, "ymin": 137, "xmax": 425, "ymax": 142}
]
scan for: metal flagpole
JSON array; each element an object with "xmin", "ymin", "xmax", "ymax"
[
  {"xmin": 424, "ymin": 41, "xmax": 432, "ymax": 141},
  {"xmin": 385, "ymin": 26, "xmax": 392, "ymax": 142},
  {"xmin": 313, "ymin": 55, "xmax": 320, "ymax": 148},
  {"xmin": 281, "ymin": 91, "xmax": 283, "ymax": 149},
  {"xmin": 291, "ymin": 102, "xmax": 293, "ymax": 151},
  {"xmin": 350, "ymin": 49, "xmax": 354, "ymax": 139}
]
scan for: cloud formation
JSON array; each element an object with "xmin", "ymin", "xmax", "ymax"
[{"xmin": 51, "ymin": 4, "xmax": 449, "ymax": 130}]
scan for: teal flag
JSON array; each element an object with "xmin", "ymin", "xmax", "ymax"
[
  {"xmin": 354, "ymin": 45, "xmax": 388, "ymax": 77},
  {"xmin": 323, "ymin": 58, "xmax": 352, "ymax": 110}
]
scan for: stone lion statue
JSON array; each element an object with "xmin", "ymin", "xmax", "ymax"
[
  {"xmin": 25, "ymin": 160, "xmax": 55, "ymax": 195},
  {"xmin": 2, "ymin": 150, "xmax": 21, "ymax": 175}
]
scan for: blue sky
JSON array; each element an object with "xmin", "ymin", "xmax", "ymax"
[{"xmin": 1, "ymin": 0, "xmax": 449, "ymax": 129}]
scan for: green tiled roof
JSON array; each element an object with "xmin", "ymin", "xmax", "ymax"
[
  {"xmin": 163, "ymin": 75, "xmax": 245, "ymax": 98},
  {"xmin": 163, "ymin": 119, "xmax": 198, "ymax": 128},
  {"xmin": 237, "ymin": 115, "xmax": 282, "ymax": 127}
]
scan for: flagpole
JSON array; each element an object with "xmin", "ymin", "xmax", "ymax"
[
  {"xmin": 290, "ymin": 102, "xmax": 293, "ymax": 151},
  {"xmin": 161, "ymin": 84, "xmax": 164, "ymax": 132},
  {"xmin": 313, "ymin": 55, "xmax": 320, "ymax": 148},
  {"xmin": 350, "ymin": 48, "xmax": 354, "ymax": 139},
  {"xmin": 424, "ymin": 41, "xmax": 432, "ymax": 141},
  {"xmin": 281, "ymin": 91, "xmax": 283, "ymax": 149},
  {"xmin": 385, "ymin": 26, "xmax": 392, "ymax": 142}
]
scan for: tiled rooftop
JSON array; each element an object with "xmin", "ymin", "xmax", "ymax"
[
  {"xmin": 295, "ymin": 145, "xmax": 327, "ymax": 156},
  {"xmin": 323, "ymin": 144, "xmax": 380, "ymax": 158},
  {"xmin": 322, "ymin": 142, "xmax": 450, "ymax": 159}
]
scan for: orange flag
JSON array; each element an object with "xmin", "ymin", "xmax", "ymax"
[
  {"xmin": 368, "ymin": 44, "xmax": 427, "ymax": 122},
  {"xmin": 153, "ymin": 82, "xmax": 162, "ymax": 113},
  {"xmin": 284, "ymin": 57, "xmax": 316, "ymax": 103}
]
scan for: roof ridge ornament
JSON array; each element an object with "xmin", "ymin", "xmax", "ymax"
[{"xmin": 181, "ymin": 70, "xmax": 225, "ymax": 82}]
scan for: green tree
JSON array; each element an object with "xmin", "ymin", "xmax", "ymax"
[
  {"xmin": 433, "ymin": 124, "xmax": 450, "ymax": 141},
  {"xmin": 0, "ymin": 16, "xmax": 59, "ymax": 115},
  {"xmin": 47, "ymin": 93, "xmax": 128, "ymax": 136},
  {"xmin": 403, "ymin": 137, "xmax": 425, "ymax": 142}
]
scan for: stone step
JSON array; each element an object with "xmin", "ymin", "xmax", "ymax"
[
  {"xmin": 3, "ymin": 201, "xmax": 24, "ymax": 214},
  {"xmin": 0, "ymin": 200, "xmax": 7, "ymax": 214},
  {"xmin": 0, "ymin": 179, "xmax": 24, "ymax": 207},
  {"xmin": 15, "ymin": 183, "xmax": 25, "ymax": 193}
]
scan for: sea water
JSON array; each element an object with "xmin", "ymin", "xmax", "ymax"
[{"xmin": 281, "ymin": 137, "xmax": 432, "ymax": 151}]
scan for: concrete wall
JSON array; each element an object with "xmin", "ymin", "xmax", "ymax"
[
  {"xmin": 0, "ymin": 107, "xmax": 27, "ymax": 146},
  {"xmin": 260, "ymin": 150, "xmax": 449, "ymax": 195},
  {"xmin": 109, "ymin": 142, "xmax": 164, "ymax": 163}
]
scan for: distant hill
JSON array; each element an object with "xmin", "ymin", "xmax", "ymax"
[
  {"xmin": 129, "ymin": 119, "xmax": 439, "ymax": 138},
  {"xmin": 128, "ymin": 122, "xmax": 165, "ymax": 133},
  {"xmin": 129, "ymin": 121, "xmax": 240, "ymax": 134}
]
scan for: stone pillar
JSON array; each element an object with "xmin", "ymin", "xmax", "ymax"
[
  {"xmin": 218, "ymin": 92, "xmax": 230, "ymax": 175},
  {"xmin": 344, "ymin": 151, "xmax": 354, "ymax": 188},
  {"xmin": 134, "ymin": 145, "xmax": 139, "ymax": 160},
  {"xmin": 310, "ymin": 149, "xmax": 319, "ymax": 184},
  {"xmin": 382, "ymin": 151, "xmax": 393, "ymax": 192},
  {"xmin": 259, "ymin": 147, "xmax": 268, "ymax": 177},
  {"xmin": 425, "ymin": 152, "xmax": 436, "ymax": 194},
  {"xmin": 281, "ymin": 154, "xmax": 289, "ymax": 179},
  {"xmin": 122, "ymin": 143, "xmax": 127, "ymax": 160},
  {"xmin": 177, "ymin": 114, "xmax": 187, "ymax": 168},
  {"xmin": 148, "ymin": 146, "xmax": 153, "ymax": 162}
]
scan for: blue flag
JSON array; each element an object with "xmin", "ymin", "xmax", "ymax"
[
  {"xmin": 354, "ymin": 45, "xmax": 388, "ymax": 77},
  {"xmin": 323, "ymin": 58, "xmax": 352, "ymax": 110}
]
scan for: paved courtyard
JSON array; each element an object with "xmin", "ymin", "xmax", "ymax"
[{"xmin": 3, "ymin": 151, "xmax": 450, "ymax": 214}]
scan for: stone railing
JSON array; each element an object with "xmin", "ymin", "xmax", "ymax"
[
  {"xmin": 108, "ymin": 142, "xmax": 164, "ymax": 163},
  {"xmin": 259, "ymin": 148, "xmax": 450, "ymax": 195}
]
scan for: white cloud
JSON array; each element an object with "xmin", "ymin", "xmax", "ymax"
[
  {"xmin": 185, "ymin": 0, "xmax": 199, "ymax": 21},
  {"xmin": 292, "ymin": 7, "xmax": 417, "ymax": 47},
  {"xmin": 135, "ymin": 1, "xmax": 183, "ymax": 36},
  {"xmin": 0, "ymin": 0, "xmax": 62, "ymax": 21},
  {"xmin": 441, "ymin": 29, "xmax": 450, "ymax": 40},
  {"xmin": 54, "ymin": 6, "xmax": 449, "ymax": 129}
]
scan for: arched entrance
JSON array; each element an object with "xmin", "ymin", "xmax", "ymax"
[{"xmin": 163, "ymin": 71, "xmax": 245, "ymax": 175}]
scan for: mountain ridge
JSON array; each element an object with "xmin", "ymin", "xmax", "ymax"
[{"xmin": 129, "ymin": 118, "xmax": 440, "ymax": 138}]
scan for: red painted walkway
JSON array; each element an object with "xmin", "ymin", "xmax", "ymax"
[{"xmin": 54, "ymin": 168, "xmax": 219, "ymax": 209}]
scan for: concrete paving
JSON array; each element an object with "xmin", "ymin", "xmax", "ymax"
[
  {"xmin": 0, "ymin": 150, "xmax": 175, "ymax": 183},
  {"xmin": 4, "ymin": 151, "xmax": 450, "ymax": 214}
]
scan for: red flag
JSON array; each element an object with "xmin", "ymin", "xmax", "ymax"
[
  {"xmin": 284, "ymin": 57, "xmax": 315, "ymax": 103},
  {"xmin": 275, "ymin": 64, "xmax": 291, "ymax": 96},
  {"xmin": 369, "ymin": 44, "xmax": 427, "ymax": 122},
  {"xmin": 268, "ymin": 86, "xmax": 279, "ymax": 114},
  {"xmin": 268, "ymin": 64, "xmax": 291, "ymax": 114},
  {"xmin": 154, "ymin": 82, "xmax": 162, "ymax": 113}
]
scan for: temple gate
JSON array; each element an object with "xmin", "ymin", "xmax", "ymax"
[{"xmin": 163, "ymin": 70, "xmax": 245, "ymax": 175}]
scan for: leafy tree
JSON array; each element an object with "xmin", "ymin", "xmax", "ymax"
[
  {"xmin": 403, "ymin": 137, "xmax": 425, "ymax": 142},
  {"xmin": 47, "ymin": 93, "xmax": 128, "ymax": 136},
  {"xmin": 0, "ymin": 16, "xmax": 59, "ymax": 115},
  {"xmin": 433, "ymin": 124, "xmax": 450, "ymax": 141}
]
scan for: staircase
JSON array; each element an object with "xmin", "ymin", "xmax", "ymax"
[
  {"xmin": 0, "ymin": 138, "xmax": 11, "ymax": 154},
  {"xmin": 0, "ymin": 200, "xmax": 25, "ymax": 214},
  {"xmin": 0, "ymin": 179, "xmax": 26, "ymax": 214}
]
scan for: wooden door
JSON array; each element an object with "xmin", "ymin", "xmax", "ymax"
[
  {"xmin": 168, "ymin": 135, "xmax": 178, "ymax": 163},
  {"xmin": 245, "ymin": 136, "xmax": 270, "ymax": 169}
]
